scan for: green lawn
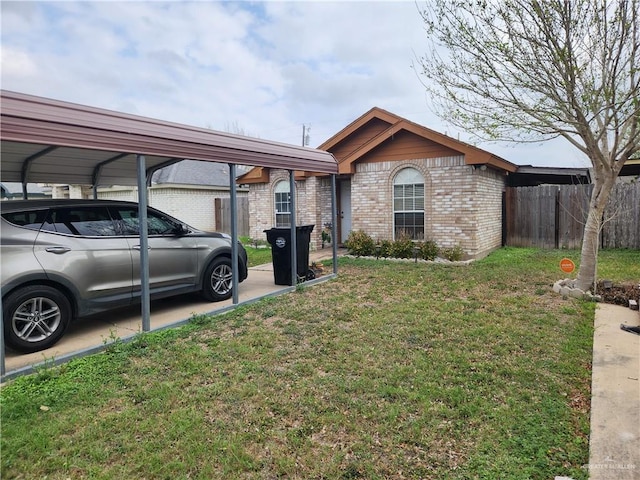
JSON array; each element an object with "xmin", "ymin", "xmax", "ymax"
[
  {"xmin": 2, "ymin": 248, "xmax": 638, "ymax": 479},
  {"xmin": 244, "ymin": 244, "xmax": 273, "ymax": 268}
]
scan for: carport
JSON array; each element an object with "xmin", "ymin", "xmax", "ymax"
[{"xmin": 0, "ymin": 90, "xmax": 340, "ymax": 379}]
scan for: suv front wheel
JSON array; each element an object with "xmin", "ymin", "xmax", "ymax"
[{"xmin": 3, "ymin": 286, "xmax": 71, "ymax": 353}]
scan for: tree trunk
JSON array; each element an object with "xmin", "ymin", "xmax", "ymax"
[{"xmin": 575, "ymin": 174, "xmax": 616, "ymax": 291}]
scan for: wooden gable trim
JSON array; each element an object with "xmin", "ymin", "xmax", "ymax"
[
  {"xmin": 318, "ymin": 107, "xmax": 399, "ymax": 152},
  {"xmin": 336, "ymin": 114, "xmax": 517, "ymax": 174},
  {"xmin": 236, "ymin": 167, "xmax": 316, "ymax": 184},
  {"xmin": 237, "ymin": 166, "xmax": 269, "ymax": 184}
]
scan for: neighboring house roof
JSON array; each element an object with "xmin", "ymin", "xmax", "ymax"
[
  {"xmin": 509, "ymin": 166, "xmax": 591, "ymax": 186},
  {"xmin": 621, "ymin": 158, "xmax": 640, "ymax": 177},
  {"xmin": 151, "ymin": 160, "xmax": 251, "ymax": 187},
  {"xmin": 238, "ymin": 107, "xmax": 517, "ymax": 184}
]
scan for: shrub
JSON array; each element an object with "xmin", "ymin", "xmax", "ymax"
[
  {"xmin": 376, "ymin": 239, "xmax": 393, "ymax": 258},
  {"xmin": 390, "ymin": 234, "xmax": 416, "ymax": 259},
  {"xmin": 440, "ymin": 244, "xmax": 465, "ymax": 261},
  {"xmin": 417, "ymin": 240, "xmax": 439, "ymax": 261},
  {"xmin": 345, "ymin": 230, "xmax": 376, "ymax": 256}
]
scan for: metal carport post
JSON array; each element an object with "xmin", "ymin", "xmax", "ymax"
[
  {"xmin": 289, "ymin": 170, "xmax": 298, "ymax": 286},
  {"xmin": 331, "ymin": 174, "xmax": 338, "ymax": 274},
  {"xmin": 137, "ymin": 155, "xmax": 151, "ymax": 332},
  {"xmin": 229, "ymin": 163, "xmax": 240, "ymax": 304}
]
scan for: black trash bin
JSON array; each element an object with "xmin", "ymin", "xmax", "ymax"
[{"xmin": 264, "ymin": 225, "xmax": 315, "ymax": 286}]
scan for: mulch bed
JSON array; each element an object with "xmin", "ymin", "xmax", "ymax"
[{"xmin": 596, "ymin": 281, "xmax": 640, "ymax": 307}]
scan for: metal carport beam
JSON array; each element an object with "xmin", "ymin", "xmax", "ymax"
[
  {"xmin": 145, "ymin": 157, "xmax": 183, "ymax": 187},
  {"xmin": 91, "ymin": 153, "xmax": 129, "ymax": 198},
  {"xmin": 20, "ymin": 145, "xmax": 58, "ymax": 199}
]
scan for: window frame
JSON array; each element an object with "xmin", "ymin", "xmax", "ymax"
[
  {"xmin": 274, "ymin": 180, "xmax": 291, "ymax": 228},
  {"xmin": 393, "ymin": 168, "xmax": 425, "ymax": 241}
]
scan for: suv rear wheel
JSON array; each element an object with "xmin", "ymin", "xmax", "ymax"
[{"xmin": 3, "ymin": 286, "xmax": 71, "ymax": 353}]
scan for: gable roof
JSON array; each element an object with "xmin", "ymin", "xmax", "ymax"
[
  {"xmin": 319, "ymin": 107, "xmax": 517, "ymax": 174},
  {"xmin": 151, "ymin": 160, "xmax": 251, "ymax": 187},
  {"xmin": 238, "ymin": 107, "xmax": 517, "ymax": 184},
  {"xmin": 1, "ymin": 90, "xmax": 338, "ymax": 187}
]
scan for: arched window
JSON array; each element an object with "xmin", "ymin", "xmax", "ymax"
[
  {"xmin": 393, "ymin": 167, "xmax": 424, "ymax": 240},
  {"xmin": 274, "ymin": 180, "xmax": 291, "ymax": 227}
]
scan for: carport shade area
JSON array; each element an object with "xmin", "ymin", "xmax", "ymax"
[{"xmin": 0, "ymin": 90, "xmax": 339, "ymax": 378}]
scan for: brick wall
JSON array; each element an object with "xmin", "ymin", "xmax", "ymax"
[
  {"xmin": 472, "ymin": 169, "xmax": 505, "ymax": 257},
  {"xmin": 349, "ymin": 156, "xmax": 504, "ymax": 258},
  {"xmin": 248, "ymin": 156, "xmax": 506, "ymax": 259},
  {"xmin": 248, "ymin": 170, "xmax": 327, "ymax": 250}
]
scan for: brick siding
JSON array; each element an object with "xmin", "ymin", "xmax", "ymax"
[{"xmin": 249, "ymin": 155, "xmax": 505, "ymax": 259}]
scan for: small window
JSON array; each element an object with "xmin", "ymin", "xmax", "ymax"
[
  {"xmin": 2, "ymin": 209, "xmax": 48, "ymax": 230},
  {"xmin": 274, "ymin": 180, "xmax": 291, "ymax": 228},
  {"xmin": 41, "ymin": 207, "xmax": 116, "ymax": 236},
  {"xmin": 111, "ymin": 207, "xmax": 140, "ymax": 235},
  {"xmin": 393, "ymin": 168, "xmax": 425, "ymax": 240},
  {"xmin": 111, "ymin": 206, "xmax": 180, "ymax": 236}
]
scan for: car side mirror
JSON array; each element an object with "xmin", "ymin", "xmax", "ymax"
[{"xmin": 174, "ymin": 223, "xmax": 190, "ymax": 236}]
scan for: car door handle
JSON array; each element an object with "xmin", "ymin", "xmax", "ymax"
[
  {"xmin": 45, "ymin": 246, "xmax": 71, "ymax": 254},
  {"xmin": 132, "ymin": 245, "xmax": 151, "ymax": 250}
]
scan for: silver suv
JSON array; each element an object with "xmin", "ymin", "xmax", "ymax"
[{"xmin": 1, "ymin": 199, "xmax": 248, "ymax": 353}]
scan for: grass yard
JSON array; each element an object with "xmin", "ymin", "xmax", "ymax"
[
  {"xmin": 2, "ymin": 248, "xmax": 639, "ymax": 479},
  {"xmin": 244, "ymin": 244, "xmax": 273, "ymax": 268}
]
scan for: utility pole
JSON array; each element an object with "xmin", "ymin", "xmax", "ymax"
[{"xmin": 302, "ymin": 124, "xmax": 310, "ymax": 146}]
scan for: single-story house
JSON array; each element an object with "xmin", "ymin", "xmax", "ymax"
[{"xmin": 238, "ymin": 107, "xmax": 520, "ymax": 259}]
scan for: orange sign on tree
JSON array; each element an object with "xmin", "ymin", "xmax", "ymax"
[{"xmin": 560, "ymin": 258, "xmax": 576, "ymax": 273}]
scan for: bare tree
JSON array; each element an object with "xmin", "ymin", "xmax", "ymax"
[{"xmin": 416, "ymin": 0, "xmax": 639, "ymax": 291}]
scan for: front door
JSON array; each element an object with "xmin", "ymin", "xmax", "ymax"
[{"xmin": 339, "ymin": 180, "xmax": 352, "ymax": 244}]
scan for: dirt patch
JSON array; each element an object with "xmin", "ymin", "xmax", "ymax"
[{"xmin": 596, "ymin": 281, "xmax": 640, "ymax": 306}]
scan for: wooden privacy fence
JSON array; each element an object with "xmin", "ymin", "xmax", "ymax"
[
  {"xmin": 505, "ymin": 183, "xmax": 640, "ymax": 249},
  {"xmin": 215, "ymin": 197, "xmax": 249, "ymax": 237}
]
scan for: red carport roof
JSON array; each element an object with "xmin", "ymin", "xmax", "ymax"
[{"xmin": 0, "ymin": 90, "xmax": 338, "ymax": 186}]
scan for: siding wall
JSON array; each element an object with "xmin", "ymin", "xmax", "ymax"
[{"xmin": 96, "ymin": 186, "xmax": 248, "ymax": 233}]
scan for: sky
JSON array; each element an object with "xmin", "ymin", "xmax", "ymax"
[{"xmin": 1, "ymin": 0, "xmax": 589, "ymax": 168}]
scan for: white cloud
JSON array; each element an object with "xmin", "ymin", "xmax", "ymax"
[
  {"xmin": 0, "ymin": 0, "xmax": 589, "ymax": 167},
  {"xmin": 0, "ymin": 46, "xmax": 39, "ymax": 78}
]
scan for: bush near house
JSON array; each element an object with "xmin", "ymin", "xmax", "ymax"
[{"xmin": 345, "ymin": 230, "xmax": 455, "ymax": 261}]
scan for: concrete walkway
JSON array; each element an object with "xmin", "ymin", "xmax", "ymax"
[{"xmin": 588, "ymin": 303, "xmax": 639, "ymax": 479}]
